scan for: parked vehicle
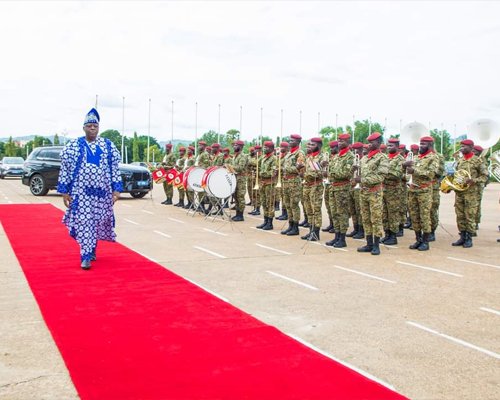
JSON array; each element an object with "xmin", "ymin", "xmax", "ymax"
[
  {"xmin": 22, "ymin": 146, "xmax": 152, "ymax": 197},
  {"xmin": 0, "ymin": 157, "xmax": 25, "ymax": 179}
]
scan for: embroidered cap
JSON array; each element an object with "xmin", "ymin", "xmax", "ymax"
[{"xmin": 83, "ymin": 108, "xmax": 100, "ymax": 125}]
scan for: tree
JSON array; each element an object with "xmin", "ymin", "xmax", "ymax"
[
  {"xmin": 4, "ymin": 137, "xmax": 17, "ymax": 156},
  {"xmin": 225, "ymin": 129, "xmax": 240, "ymax": 146},
  {"xmin": 132, "ymin": 132, "xmax": 140, "ymax": 162},
  {"xmin": 352, "ymin": 120, "xmax": 386, "ymax": 144},
  {"xmin": 100, "ymin": 129, "xmax": 123, "ymax": 151},
  {"xmin": 198, "ymin": 130, "xmax": 220, "ymax": 146},
  {"xmin": 430, "ymin": 129, "xmax": 453, "ymax": 160},
  {"xmin": 53, "ymin": 134, "xmax": 60, "ymax": 145}
]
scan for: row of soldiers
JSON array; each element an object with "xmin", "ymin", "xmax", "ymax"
[{"xmin": 160, "ymin": 133, "xmax": 489, "ymax": 255}]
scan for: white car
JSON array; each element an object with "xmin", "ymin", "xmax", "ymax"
[{"xmin": 0, "ymin": 157, "xmax": 25, "ymax": 179}]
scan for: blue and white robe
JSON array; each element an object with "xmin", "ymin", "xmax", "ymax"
[{"xmin": 57, "ymin": 137, "xmax": 123, "ymax": 261}]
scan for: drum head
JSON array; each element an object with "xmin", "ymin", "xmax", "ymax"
[
  {"xmin": 206, "ymin": 167, "xmax": 236, "ymax": 199},
  {"xmin": 187, "ymin": 167, "xmax": 206, "ymax": 192}
]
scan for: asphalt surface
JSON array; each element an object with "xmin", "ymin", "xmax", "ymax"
[{"xmin": 1, "ymin": 178, "xmax": 499, "ymax": 399}]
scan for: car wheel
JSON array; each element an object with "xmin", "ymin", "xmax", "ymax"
[
  {"xmin": 29, "ymin": 174, "xmax": 49, "ymax": 196},
  {"xmin": 130, "ymin": 191, "xmax": 148, "ymax": 199},
  {"xmin": 0, "ymin": 174, "xmax": 4, "ymax": 179}
]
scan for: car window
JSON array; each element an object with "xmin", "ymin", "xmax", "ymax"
[
  {"xmin": 3, "ymin": 157, "xmax": 24, "ymax": 164},
  {"xmin": 37, "ymin": 149, "xmax": 61, "ymax": 161}
]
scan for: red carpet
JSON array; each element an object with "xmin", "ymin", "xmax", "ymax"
[{"xmin": 0, "ymin": 204, "xmax": 407, "ymax": 400}]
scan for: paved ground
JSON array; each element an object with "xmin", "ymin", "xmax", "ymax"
[{"xmin": 0, "ymin": 178, "xmax": 499, "ymax": 400}]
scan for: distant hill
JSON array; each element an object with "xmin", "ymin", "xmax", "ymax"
[{"xmin": 1, "ymin": 135, "xmax": 191, "ymax": 147}]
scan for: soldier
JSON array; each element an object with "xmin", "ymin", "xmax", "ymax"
[
  {"xmin": 403, "ymin": 143, "xmax": 420, "ymax": 229},
  {"xmin": 347, "ymin": 142, "xmax": 364, "ymax": 239},
  {"xmin": 280, "ymin": 134, "xmax": 305, "ymax": 236},
  {"xmin": 403, "ymin": 136, "xmax": 439, "ymax": 251},
  {"xmin": 276, "ymin": 142, "xmax": 289, "ymax": 221},
  {"xmin": 326, "ymin": 133, "xmax": 354, "ymax": 248},
  {"xmin": 161, "ymin": 143, "xmax": 176, "ymax": 205},
  {"xmin": 256, "ymin": 141, "xmax": 277, "ymax": 230},
  {"xmin": 472, "ymin": 145, "xmax": 487, "ymax": 230},
  {"xmin": 380, "ymin": 143, "xmax": 387, "ymax": 154},
  {"xmin": 429, "ymin": 147, "xmax": 445, "ymax": 241},
  {"xmin": 381, "ymin": 138, "xmax": 404, "ymax": 245},
  {"xmin": 174, "ymin": 146, "xmax": 187, "ymax": 207},
  {"xmin": 397, "ymin": 144, "xmax": 408, "ymax": 236},
  {"xmin": 183, "ymin": 146, "xmax": 196, "ymax": 209},
  {"xmin": 211, "ymin": 143, "xmax": 224, "ymax": 166},
  {"xmin": 322, "ymin": 141, "xmax": 338, "ymax": 234},
  {"xmin": 195, "ymin": 141, "xmax": 211, "ymax": 213},
  {"xmin": 355, "ymin": 132, "xmax": 388, "ymax": 255},
  {"xmin": 231, "ymin": 140, "xmax": 248, "ymax": 222},
  {"xmin": 451, "ymin": 139, "xmax": 489, "ymax": 247},
  {"xmin": 222, "ymin": 147, "xmax": 232, "ymax": 165},
  {"xmin": 298, "ymin": 137, "xmax": 325, "ymax": 241},
  {"xmin": 248, "ymin": 145, "xmax": 262, "ymax": 215}
]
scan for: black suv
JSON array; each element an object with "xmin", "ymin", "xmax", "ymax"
[{"xmin": 22, "ymin": 146, "xmax": 152, "ymax": 198}]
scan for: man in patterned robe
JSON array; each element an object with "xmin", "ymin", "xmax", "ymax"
[{"xmin": 57, "ymin": 108, "xmax": 122, "ymax": 270}]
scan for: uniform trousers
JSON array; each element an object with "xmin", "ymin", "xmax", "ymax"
[
  {"xmin": 408, "ymin": 188, "xmax": 432, "ymax": 233},
  {"xmin": 302, "ymin": 183, "xmax": 324, "ymax": 228},
  {"xmin": 360, "ymin": 188, "xmax": 384, "ymax": 237}
]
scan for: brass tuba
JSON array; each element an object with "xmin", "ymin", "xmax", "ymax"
[
  {"xmin": 440, "ymin": 169, "xmax": 472, "ymax": 193},
  {"xmin": 488, "ymin": 150, "xmax": 500, "ymax": 182}
]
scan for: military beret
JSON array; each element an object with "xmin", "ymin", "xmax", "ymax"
[
  {"xmin": 338, "ymin": 133, "xmax": 351, "ymax": 140},
  {"xmin": 255, "ymin": 145, "xmax": 262, "ymax": 149},
  {"xmin": 363, "ymin": 144, "xmax": 370, "ymax": 148},
  {"xmin": 263, "ymin": 141, "xmax": 274, "ymax": 147},
  {"xmin": 290, "ymin": 134, "xmax": 302, "ymax": 140},
  {"xmin": 461, "ymin": 139, "xmax": 474, "ymax": 146},
  {"xmin": 380, "ymin": 144, "xmax": 387, "ymax": 149},
  {"xmin": 410, "ymin": 144, "xmax": 419, "ymax": 150},
  {"xmin": 310, "ymin": 137, "xmax": 323, "ymax": 144},
  {"xmin": 351, "ymin": 142, "xmax": 363, "ymax": 149},
  {"xmin": 166, "ymin": 143, "xmax": 173, "ymax": 148},
  {"xmin": 420, "ymin": 136, "xmax": 434, "ymax": 142},
  {"xmin": 329, "ymin": 140, "xmax": 339, "ymax": 147},
  {"xmin": 197, "ymin": 141, "xmax": 206, "ymax": 145},
  {"xmin": 206, "ymin": 146, "xmax": 212, "ymax": 150},
  {"xmin": 280, "ymin": 141, "xmax": 289, "ymax": 148},
  {"xmin": 367, "ymin": 132, "xmax": 382, "ymax": 141},
  {"xmin": 222, "ymin": 147, "xmax": 230, "ymax": 152},
  {"xmin": 249, "ymin": 146, "xmax": 255, "ymax": 151},
  {"xmin": 388, "ymin": 138, "xmax": 400, "ymax": 144},
  {"xmin": 212, "ymin": 143, "xmax": 220, "ymax": 148},
  {"xmin": 188, "ymin": 146, "xmax": 195, "ymax": 151},
  {"xmin": 398, "ymin": 144, "xmax": 406, "ymax": 149},
  {"xmin": 234, "ymin": 140, "xmax": 245, "ymax": 145},
  {"xmin": 179, "ymin": 146, "xmax": 186, "ymax": 151},
  {"xmin": 473, "ymin": 145, "xmax": 483, "ymax": 151}
]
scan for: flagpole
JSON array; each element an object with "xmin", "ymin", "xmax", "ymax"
[
  {"xmin": 440, "ymin": 122, "xmax": 444, "ymax": 155},
  {"xmin": 121, "ymin": 96, "xmax": 125, "ymax": 163},
  {"xmin": 218, "ymin": 104, "xmax": 221, "ymax": 143},
  {"xmin": 317, "ymin": 112, "xmax": 320, "ymax": 134},
  {"xmin": 147, "ymin": 98, "xmax": 151, "ymax": 163},
  {"xmin": 195, "ymin": 102, "xmax": 198, "ymax": 156},
  {"xmin": 239, "ymin": 105, "xmax": 243, "ymax": 138},
  {"xmin": 171, "ymin": 100, "xmax": 174, "ymax": 144},
  {"xmin": 453, "ymin": 123, "xmax": 457, "ymax": 155},
  {"xmin": 369, "ymin": 116, "xmax": 372, "ymax": 135},
  {"xmin": 280, "ymin": 109, "xmax": 283, "ymax": 142},
  {"xmin": 335, "ymin": 113, "xmax": 338, "ymax": 140},
  {"xmin": 352, "ymin": 114, "xmax": 355, "ymax": 142},
  {"xmin": 299, "ymin": 110, "xmax": 302, "ymax": 136},
  {"xmin": 95, "ymin": 94, "xmax": 98, "ymax": 109},
  {"xmin": 260, "ymin": 107, "xmax": 263, "ymax": 145}
]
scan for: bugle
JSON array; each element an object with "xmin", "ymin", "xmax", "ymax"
[{"xmin": 353, "ymin": 153, "xmax": 361, "ymax": 189}]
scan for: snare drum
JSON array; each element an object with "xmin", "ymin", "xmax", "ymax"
[
  {"xmin": 183, "ymin": 166, "xmax": 206, "ymax": 192},
  {"xmin": 201, "ymin": 166, "xmax": 236, "ymax": 199},
  {"xmin": 152, "ymin": 168, "xmax": 167, "ymax": 184}
]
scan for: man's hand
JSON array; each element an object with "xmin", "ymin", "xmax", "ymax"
[
  {"xmin": 112, "ymin": 191, "xmax": 120, "ymax": 204},
  {"xmin": 63, "ymin": 194, "xmax": 71, "ymax": 208}
]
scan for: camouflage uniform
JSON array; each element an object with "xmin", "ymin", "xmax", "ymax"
[
  {"xmin": 232, "ymin": 152, "xmax": 248, "ymax": 212},
  {"xmin": 431, "ymin": 152, "xmax": 445, "ymax": 232},
  {"xmin": 302, "ymin": 152, "xmax": 324, "ymax": 229},
  {"xmin": 195, "ymin": 150, "xmax": 212, "ymax": 205},
  {"xmin": 454, "ymin": 154, "xmax": 488, "ymax": 235},
  {"xmin": 176, "ymin": 156, "xmax": 186, "ymax": 204},
  {"xmin": 212, "ymin": 152, "xmax": 224, "ymax": 167},
  {"xmin": 162, "ymin": 152, "xmax": 177, "ymax": 199},
  {"xmin": 383, "ymin": 153, "xmax": 404, "ymax": 234},
  {"xmin": 324, "ymin": 153, "xmax": 336, "ymax": 230},
  {"xmin": 359, "ymin": 151, "xmax": 389, "ymax": 238},
  {"xmin": 247, "ymin": 155, "xmax": 261, "ymax": 209},
  {"xmin": 282, "ymin": 148, "xmax": 305, "ymax": 224},
  {"xmin": 329, "ymin": 149, "xmax": 354, "ymax": 233},
  {"xmin": 184, "ymin": 155, "xmax": 195, "ymax": 205},
  {"xmin": 475, "ymin": 156, "xmax": 488, "ymax": 225},
  {"xmin": 259, "ymin": 154, "xmax": 277, "ymax": 218},
  {"xmin": 408, "ymin": 151, "xmax": 439, "ymax": 235}
]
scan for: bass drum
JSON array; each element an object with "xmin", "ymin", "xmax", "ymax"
[
  {"xmin": 183, "ymin": 166, "xmax": 206, "ymax": 192},
  {"xmin": 201, "ymin": 166, "xmax": 236, "ymax": 199}
]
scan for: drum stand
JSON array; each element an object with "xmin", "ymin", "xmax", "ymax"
[
  {"xmin": 205, "ymin": 196, "xmax": 231, "ymax": 221},
  {"xmin": 186, "ymin": 192, "xmax": 205, "ymax": 216}
]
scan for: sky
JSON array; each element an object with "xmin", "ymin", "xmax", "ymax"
[{"xmin": 1, "ymin": 0, "xmax": 499, "ymax": 143}]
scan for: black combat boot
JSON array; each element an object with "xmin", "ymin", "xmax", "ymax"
[
  {"xmin": 409, "ymin": 231, "xmax": 423, "ymax": 249},
  {"xmin": 334, "ymin": 233, "xmax": 347, "ymax": 248},
  {"xmin": 396, "ymin": 224, "xmax": 404, "ymax": 237},
  {"xmin": 164, "ymin": 196, "xmax": 173, "ymax": 205},
  {"xmin": 346, "ymin": 224, "xmax": 358, "ymax": 237},
  {"xmin": 418, "ymin": 232, "xmax": 430, "ymax": 251},
  {"xmin": 380, "ymin": 230, "xmax": 390, "ymax": 244},
  {"xmin": 274, "ymin": 201, "xmax": 280, "ymax": 211},
  {"xmin": 281, "ymin": 221, "xmax": 293, "ymax": 235},
  {"xmin": 452, "ymin": 232, "xmax": 465, "ymax": 246},
  {"xmin": 371, "ymin": 236, "xmax": 381, "ymax": 255},
  {"xmin": 277, "ymin": 208, "xmax": 288, "ymax": 221},
  {"xmin": 256, "ymin": 217, "xmax": 268, "ymax": 229},
  {"xmin": 322, "ymin": 219, "xmax": 334, "ymax": 232},
  {"xmin": 301, "ymin": 226, "xmax": 312, "ymax": 240},
  {"xmin": 175, "ymin": 199, "xmax": 184, "ymax": 207},
  {"xmin": 427, "ymin": 231, "xmax": 436, "ymax": 242},
  {"xmin": 287, "ymin": 222, "xmax": 300, "ymax": 236},
  {"xmin": 231, "ymin": 211, "xmax": 244, "ymax": 222},
  {"xmin": 183, "ymin": 201, "xmax": 192, "ymax": 209},
  {"xmin": 299, "ymin": 216, "xmax": 308, "ymax": 227},
  {"xmin": 249, "ymin": 206, "xmax": 261, "ymax": 215},
  {"xmin": 403, "ymin": 216, "xmax": 412, "ymax": 229},
  {"xmin": 308, "ymin": 227, "xmax": 320, "ymax": 242},
  {"xmin": 357, "ymin": 235, "xmax": 373, "ymax": 252},
  {"xmin": 325, "ymin": 231, "xmax": 339, "ymax": 246},
  {"xmin": 463, "ymin": 231, "xmax": 473, "ymax": 248},
  {"xmin": 383, "ymin": 231, "xmax": 398, "ymax": 246},
  {"xmin": 262, "ymin": 217, "xmax": 274, "ymax": 231},
  {"xmin": 353, "ymin": 225, "xmax": 365, "ymax": 239}
]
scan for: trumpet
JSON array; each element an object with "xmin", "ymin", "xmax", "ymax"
[
  {"xmin": 276, "ymin": 153, "xmax": 282, "ymax": 188},
  {"xmin": 321, "ymin": 154, "xmax": 330, "ymax": 184},
  {"xmin": 353, "ymin": 153, "xmax": 361, "ymax": 189}
]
